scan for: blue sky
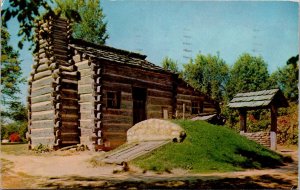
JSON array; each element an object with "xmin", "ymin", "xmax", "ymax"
[{"xmin": 3, "ymin": 1, "xmax": 299, "ymax": 103}]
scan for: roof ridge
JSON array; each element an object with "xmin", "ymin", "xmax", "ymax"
[{"xmin": 71, "ymin": 38, "xmax": 147, "ymax": 60}]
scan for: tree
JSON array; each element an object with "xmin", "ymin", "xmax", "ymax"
[
  {"xmin": 2, "ymin": 0, "xmax": 108, "ymax": 48},
  {"xmin": 1, "ymin": 27, "xmax": 25, "ymax": 112},
  {"xmin": 1, "ymin": 27, "xmax": 27, "ymax": 141},
  {"xmin": 183, "ymin": 53, "xmax": 229, "ymax": 102},
  {"xmin": 55, "ymin": 0, "xmax": 108, "ymax": 45},
  {"xmin": 270, "ymin": 64, "xmax": 298, "ymax": 102},
  {"xmin": 161, "ymin": 57, "xmax": 179, "ymax": 73},
  {"xmin": 226, "ymin": 53, "xmax": 270, "ymax": 100},
  {"xmin": 2, "ymin": 0, "xmax": 54, "ymax": 49}
]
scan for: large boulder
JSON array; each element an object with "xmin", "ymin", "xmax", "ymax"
[{"xmin": 127, "ymin": 119, "xmax": 185, "ymax": 143}]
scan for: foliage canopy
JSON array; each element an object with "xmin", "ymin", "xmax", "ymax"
[{"xmin": 183, "ymin": 53, "xmax": 229, "ymax": 102}]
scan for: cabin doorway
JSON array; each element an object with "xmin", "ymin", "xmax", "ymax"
[{"xmin": 132, "ymin": 87, "xmax": 147, "ymax": 125}]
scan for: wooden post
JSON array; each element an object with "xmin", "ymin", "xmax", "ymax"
[
  {"xmin": 239, "ymin": 109, "xmax": 247, "ymax": 133},
  {"xmin": 270, "ymin": 105, "xmax": 277, "ymax": 150}
]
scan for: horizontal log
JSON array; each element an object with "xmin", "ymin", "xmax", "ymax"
[
  {"xmin": 76, "ymin": 60, "xmax": 90, "ymax": 70},
  {"xmin": 102, "ymin": 81, "xmax": 131, "ymax": 93},
  {"xmin": 177, "ymin": 99, "xmax": 192, "ymax": 104},
  {"xmin": 38, "ymin": 48, "xmax": 46, "ymax": 54},
  {"xmin": 52, "ymin": 81, "xmax": 77, "ymax": 90},
  {"xmin": 55, "ymin": 60, "xmax": 70, "ymax": 67},
  {"xmin": 31, "ymin": 101, "xmax": 53, "ymax": 112},
  {"xmin": 60, "ymin": 113, "xmax": 79, "ymax": 119},
  {"xmin": 102, "ymin": 73, "xmax": 173, "ymax": 92},
  {"xmin": 73, "ymin": 54, "xmax": 81, "ymax": 63},
  {"xmin": 30, "ymin": 128, "xmax": 54, "ymax": 137},
  {"xmin": 59, "ymin": 65, "xmax": 75, "ymax": 72},
  {"xmin": 148, "ymin": 89, "xmax": 173, "ymax": 99},
  {"xmin": 56, "ymin": 97, "xmax": 79, "ymax": 107},
  {"xmin": 147, "ymin": 105, "xmax": 172, "ymax": 112},
  {"xmin": 38, "ymin": 52, "xmax": 47, "ymax": 59},
  {"xmin": 147, "ymin": 111, "xmax": 163, "ymax": 119},
  {"xmin": 53, "ymin": 50, "xmax": 69, "ymax": 59},
  {"xmin": 31, "ymin": 110, "xmax": 55, "ymax": 121},
  {"xmin": 79, "ymin": 94, "xmax": 94, "ymax": 103},
  {"xmin": 52, "ymin": 70, "xmax": 79, "ymax": 80},
  {"xmin": 78, "ymin": 84, "xmax": 93, "ymax": 94},
  {"xmin": 31, "ymin": 120, "xmax": 53, "ymax": 129},
  {"xmin": 36, "ymin": 62, "xmax": 50, "ymax": 72},
  {"xmin": 102, "ymin": 117, "xmax": 132, "ymax": 124},
  {"xmin": 177, "ymin": 87, "xmax": 202, "ymax": 96},
  {"xmin": 52, "ymin": 89, "xmax": 78, "ymax": 99},
  {"xmin": 176, "ymin": 94, "xmax": 204, "ymax": 101},
  {"xmin": 79, "ymin": 68, "xmax": 92, "ymax": 77},
  {"xmin": 31, "ymin": 86, "xmax": 52, "ymax": 97},
  {"xmin": 102, "ymin": 125, "xmax": 132, "ymax": 133},
  {"xmin": 147, "ymin": 96, "xmax": 173, "ymax": 105},
  {"xmin": 102, "ymin": 132, "xmax": 127, "ymax": 141},
  {"xmin": 120, "ymin": 100, "xmax": 133, "ymax": 109},
  {"xmin": 60, "ymin": 135, "xmax": 80, "ymax": 142},
  {"xmin": 31, "ymin": 137, "xmax": 55, "ymax": 147},
  {"xmin": 32, "ymin": 76, "xmax": 53, "ymax": 88},
  {"xmin": 60, "ymin": 108, "xmax": 79, "ymax": 116},
  {"xmin": 102, "ymin": 109, "xmax": 132, "ymax": 116},
  {"xmin": 203, "ymin": 107, "xmax": 217, "ymax": 113},
  {"xmin": 39, "ymin": 57, "xmax": 51, "ymax": 65},
  {"xmin": 80, "ymin": 119, "xmax": 93, "ymax": 128},
  {"xmin": 78, "ymin": 76, "xmax": 93, "ymax": 85},
  {"xmin": 80, "ymin": 102, "xmax": 93, "ymax": 111},
  {"xmin": 80, "ymin": 111, "xmax": 93, "ymax": 120},
  {"xmin": 33, "ymin": 70, "xmax": 52, "ymax": 81},
  {"xmin": 104, "ymin": 64, "xmax": 173, "ymax": 82}
]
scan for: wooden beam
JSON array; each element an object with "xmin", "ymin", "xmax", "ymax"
[
  {"xmin": 239, "ymin": 109, "xmax": 247, "ymax": 132},
  {"xmin": 270, "ymin": 105, "xmax": 277, "ymax": 133}
]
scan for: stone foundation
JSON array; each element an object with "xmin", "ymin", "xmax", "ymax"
[{"xmin": 240, "ymin": 131, "xmax": 271, "ymax": 148}]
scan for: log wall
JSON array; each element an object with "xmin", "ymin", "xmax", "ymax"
[
  {"xmin": 74, "ymin": 53, "xmax": 103, "ymax": 151},
  {"xmin": 28, "ymin": 18, "xmax": 80, "ymax": 149},
  {"xmin": 176, "ymin": 79, "xmax": 219, "ymax": 119},
  {"xmin": 100, "ymin": 62, "xmax": 174, "ymax": 150}
]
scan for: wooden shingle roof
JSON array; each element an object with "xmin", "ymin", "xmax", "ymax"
[
  {"xmin": 69, "ymin": 39, "xmax": 173, "ymax": 74},
  {"xmin": 228, "ymin": 89, "xmax": 288, "ymax": 109}
]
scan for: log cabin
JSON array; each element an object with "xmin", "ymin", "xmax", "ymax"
[{"xmin": 27, "ymin": 17, "xmax": 220, "ymax": 151}]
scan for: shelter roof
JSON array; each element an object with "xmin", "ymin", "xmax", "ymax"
[
  {"xmin": 69, "ymin": 39, "xmax": 172, "ymax": 74},
  {"xmin": 228, "ymin": 89, "xmax": 288, "ymax": 109}
]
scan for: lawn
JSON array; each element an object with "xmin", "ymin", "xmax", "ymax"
[
  {"xmin": 131, "ymin": 120, "xmax": 286, "ymax": 173},
  {"xmin": 1, "ymin": 143, "xmax": 30, "ymax": 155}
]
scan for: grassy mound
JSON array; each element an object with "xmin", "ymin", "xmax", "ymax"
[{"xmin": 132, "ymin": 120, "xmax": 286, "ymax": 173}]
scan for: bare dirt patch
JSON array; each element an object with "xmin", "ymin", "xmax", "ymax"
[{"xmin": 1, "ymin": 145, "xmax": 298, "ymax": 189}]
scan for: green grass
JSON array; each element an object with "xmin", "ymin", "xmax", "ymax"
[
  {"xmin": 1, "ymin": 143, "xmax": 31, "ymax": 155},
  {"xmin": 132, "ymin": 120, "xmax": 286, "ymax": 173}
]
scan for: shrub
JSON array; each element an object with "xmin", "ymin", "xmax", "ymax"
[
  {"xmin": 1, "ymin": 121, "xmax": 28, "ymax": 142},
  {"xmin": 9, "ymin": 132, "xmax": 21, "ymax": 142}
]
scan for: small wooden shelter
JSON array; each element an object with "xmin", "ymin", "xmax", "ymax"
[
  {"xmin": 27, "ymin": 17, "xmax": 220, "ymax": 151},
  {"xmin": 228, "ymin": 89, "xmax": 288, "ymax": 150}
]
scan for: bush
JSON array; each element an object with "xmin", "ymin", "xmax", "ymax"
[
  {"xmin": 9, "ymin": 132, "xmax": 21, "ymax": 142},
  {"xmin": 1, "ymin": 121, "xmax": 28, "ymax": 142},
  {"xmin": 277, "ymin": 103, "xmax": 298, "ymax": 145}
]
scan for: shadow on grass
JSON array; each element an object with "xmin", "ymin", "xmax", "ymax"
[
  {"xmin": 211, "ymin": 146, "xmax": 293, "ymax": 170},
  {"xmin": 41, "ymin": 174, "xmax": 296, "ymax": 189},
  {"xmin": 235, "ymin": 148, "xmax": 283, "ymax": 168}
]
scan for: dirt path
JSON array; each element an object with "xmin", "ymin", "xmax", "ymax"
[{"xmin": 1, "ymin": 147, "xmax": 298, "ymax": 189}]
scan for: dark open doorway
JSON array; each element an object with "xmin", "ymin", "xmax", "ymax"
[{"xmin": 132, "ymin": 87, "xmax": 147, "ymax": 125}]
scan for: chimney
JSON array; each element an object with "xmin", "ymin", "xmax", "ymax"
[
  {"xmin": 28, "ymin": 17, "xmax": 80, "ymax": 149},
  {"xmin": 35, "ymin": 17, "xmax": 73, "ymax": 67}
]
